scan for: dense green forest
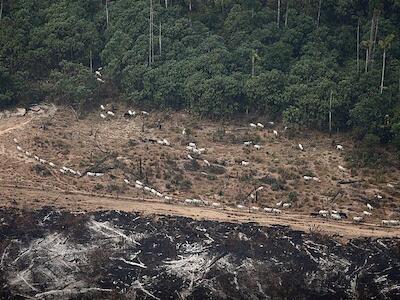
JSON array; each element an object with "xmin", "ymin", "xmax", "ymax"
[{"xmin": 1, "ymin": 0, "xmax": 400, "ymax": 150}]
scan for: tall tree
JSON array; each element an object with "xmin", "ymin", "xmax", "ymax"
[
  {"xmin": 284, "ymin": 0, "xmax": 289, "ymax": 28},
  {"xmin": 379, "ymin": 34, "xmax": 395, "ymax": 94},
  {"xmin": 317, "ymin": 0, "xmax": 322, "ymax": 28},
  {"xmin": 357, "ymin": 17, "xmax": 360, "ymax": 73},
  {"xmin": 277, "ymin": 0, "xmax": 281, "ymax": 27},
  {"xmin": 105, "ymin": 0, "xmax": 109, "ymax": 28},
  {"xmin": 0, "ymin": 0, "xmax": 3, "ymax": 23},
  {"xmin": 251, "ymin": 50, "xmax": 260, "ymax": 77}
]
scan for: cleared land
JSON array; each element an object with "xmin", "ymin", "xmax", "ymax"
[{"xmin": 0, "ymin": 104, "xmax": 399, "ymax": 239}]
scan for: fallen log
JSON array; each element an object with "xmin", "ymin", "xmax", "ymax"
[{"xmin": 337, "ymin": 179, "xmax": 362, "ymax": 185}]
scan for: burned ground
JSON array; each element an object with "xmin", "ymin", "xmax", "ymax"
[{"xmin": 0, "ymin": 208, "xmax": 399, "ymax": 299}]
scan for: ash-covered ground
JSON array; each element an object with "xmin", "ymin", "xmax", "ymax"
[{"xmin": 0, "ymin": 208, "xmax": 399, "ymax": 300}]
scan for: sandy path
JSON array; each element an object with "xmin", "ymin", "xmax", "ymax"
[
  {"xmin": 0, "ymin": 118, "xmax": 34, "ymax": 136},
  {"xmin": 1, "ymin": 184, "xmax": 399, "ymax": 239}
]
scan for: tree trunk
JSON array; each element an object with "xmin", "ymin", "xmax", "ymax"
[
  {"xmin": 89, "ymin": 50, "xmax": 93, "ymax": 73},
  {"xmin": 277, "ymin": 0, "xmax": 281, "ymax": 27},
  {"xmin": 105, "ymin": 0, "xmax": 109, "ymax": 28},
  {"xmin": 367, "ymin": 12, "xmax": 376, "ymax": 70},
  {"xmin": 365, "ymin": 48, "xmax": 368, "ymax": 73},
  {"xmin": 189, "ymin": 0, "xmax": 192, "ymax": 11},
  {"xmin": 371, "ymin": 15, "xmax": 379, "ymax": 70},
  {"xmin": 159, "ymin": 22, "xmax": 162, "ymax": 56},
  {"xmin": 317, "ymin": 0, "xmax": 322, "ymax": 28},
  {"xmin": 329, "ymin": 90, "xmax": 332, "ymax": 137},
  {"xmin": 251, "ymin": 55, "xmax": 255, "ymax": 77},
  {"xmin": 149, "ymin": 0, "xmax": 152, "ymax": 65},
  {"xmin": 284, "ymin": 0, "xmax": 289, "ymax": 28},
  {"xmin": 380, "ymin": 49, "xmax": 386, "ymax": 94},
  {"xmin": 165, "ymin": 0, "xmax": 167, "ymax": 9},
  {"xmin": 0, "ymin": 0, "xmax": 3, "ymax": 23},
  {"xmin": 357, "ymin": 17, "xmax": 360, "ymax": 73}
]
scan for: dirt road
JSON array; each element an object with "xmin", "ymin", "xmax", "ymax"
[{"xmin": 1, "ymin": 184, "xmax": 399, "ymax": 239}]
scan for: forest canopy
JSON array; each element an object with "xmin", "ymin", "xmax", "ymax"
[{"xmin": 0, "ymin": 0, "xmax": 400, "ymax": 150}]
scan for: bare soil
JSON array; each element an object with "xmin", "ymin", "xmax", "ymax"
[{"xmin": 0, "ymin": 104, "xmax": 399, "ymax": 239}]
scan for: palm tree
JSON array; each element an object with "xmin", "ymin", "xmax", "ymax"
[
  {"xmin": 361, "ymin": 40, "xmax": 371, "ymax": 73},
  {"xmin": 251, "ymin": 50, "xmax": 260, "ymax": 77},
  {"xmin": 379, "ymin": 34, "xmax": 395, "ymax": 94}
]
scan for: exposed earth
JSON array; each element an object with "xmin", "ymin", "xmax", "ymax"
[{"xmin": 0, "ymin": 103, "xmax": 399, "ymax": 238}]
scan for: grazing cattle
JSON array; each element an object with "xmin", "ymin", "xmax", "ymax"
[
  {"xmin": 318, "ymin": 210, "xmax": 329, "ymax": 217},
  {"xmin": 353, "ymin": 216, "xmax": 363, "ymax": 223},
  {"xmin": 107, "ymin": 111, "xmax": 115, "ymax": 116},
  {"xmin": 363, "ymin": 211, "xmax": 372, "ymax": 216},
  {"xmin": 338, "ymin": 165, "xmax": 346, "ymax": 171},
  {"xmin": 254, "ymin": 144, "xmax": 261, "ymax": 150},
  {"xmin": 382, "ymin": 220, "xmax": 399, "ymax": 226},
  {"xmin": 203, "ymin": 160, "xmax": 211, "ymax": 166},
  {"xmin": 336, "ymin": 145, "xmax": 344, "ymax": 150},
  {"xmin": 273, "ymin": 130, "xmax": 278, "ymax": 136},
  {"xmin": 331, "ymin": 213, "xmax": 341, "ymax": 220},
  {"xmin": 298, "ymin": 143, "xmax": 304, "ymax": 151},
  {"xmin": 244, "ymin": 141, "xmax": 252, "ymax": 146},
  {"xmin": 257, "ymin": 123, "xmax": 264, "ymax": 128},
  {"xmin": 249, "ymin": 123, "xmax": 257, "ymax": 128},
  {"xmin": 367, "ymin": 203, "xmax": 373, "ymax": 210},
  {"xmin": 187, "ymin": 154, "xmax": 194, "ymax": 160},
  {"xmin": 100, "ymin": 105, "xmax": 105, "ymax": 110},
  {"xmin": 241, "ymin": 161, "xmax": 249, "ymax": 166}
]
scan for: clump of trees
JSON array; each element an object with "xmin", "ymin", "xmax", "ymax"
[{"xmin": 1, "ymin": 0, "xmax": 400, "ymax": 152}]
